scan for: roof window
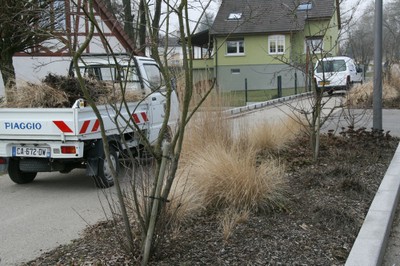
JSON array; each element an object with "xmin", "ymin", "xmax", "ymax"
[
  {"xmin": 227, "ymin": 12, "xmax": 242, "ymax": 20},
  {"xmin": 297, "ymin": 2, "xmax": 312, "ymax": 11}
]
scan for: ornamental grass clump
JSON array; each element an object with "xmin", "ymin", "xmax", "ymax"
[
  {"xmin": 188, "ymin": 141, "xmax": 285, "ymax": 212},
  {"xmin": 346, "ymin": 67, "xmax": 400, "ymax": 108},
  {"xmin": 246, "ymin": 119, "xmax": 302, "ymax": 152},
  {"xmin": 168, "ymin": 99, "xmax": 296, "ymax": 227},
  {"xmin": 345, "ymin": 82, "xmax": 399, "ymax": 108}
]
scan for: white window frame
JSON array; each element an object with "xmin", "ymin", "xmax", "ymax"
[
  {"xmin": 226, "ymin": 39, "xmax": 245, "ymax": 56},
  {"xmin": 305, "ymin": 38, "xmax": 324, "ymax": 54},
  {"xmin": 228, "ymin": 12, "xmax": 242, "ymax": 20},
  {"xmin": 298, "ymin": 3, "xmax": 312, "ymax": 11},
  {"xmin": 231, "ymin": 68, "xmax": 241, "ymax": 74},
  {"xmin": 268, "ymin": 35, "xmax": 285, "ymax": 55}
]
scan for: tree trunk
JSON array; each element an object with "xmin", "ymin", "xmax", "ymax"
[
  {"xmin": 122, "ymin": 0, "xmax": 135, "ymax": 42},
  {"xmin": 0, "ymin": 52, "xmax": 16, "ymax": 103},
  {"xmin": 138, "ymin": 0, "xmax": 146, "ymax": 55}
]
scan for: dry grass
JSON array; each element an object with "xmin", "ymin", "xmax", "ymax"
[
  {"xmin": 220, "ymin": 208, "xmax": 250, "ymax": 241},
  {"xmin": 246, "ymin": 119, "xmax": 302, "ymax": 152},
  {"xmin": 1, "ymin": 74, "xmax": 143, "ymax": 108},
  {"xmin": 345, "ymin": 81, "xmax": 399, "ymax": 108},
  {"xmin": 186, "ymin": 142, "xmax": 286, "ymax": 211},
  {"xmin": 1, "ymin": 82, "xmax": 70, "ymax": 108},
  {"xmin": 346, "ymin": 66, "xmax": 400, "ymax": 108},
  {"xmin": 167, "ymin": 93, "xmax": 299, "ymax": 235}
]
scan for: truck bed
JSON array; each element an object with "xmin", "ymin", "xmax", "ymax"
[{"xmin": 0, "ymin": 101, "xmax": 149, "ymax": 142}]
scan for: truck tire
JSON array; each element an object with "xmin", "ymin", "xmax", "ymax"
[
  {"xmin": 94, "ymin": 147, "xmax": 118, "ymax": 188},
  {"xmin": 8, "ymin": 158, "xmax": 37, "ymax": 184}
]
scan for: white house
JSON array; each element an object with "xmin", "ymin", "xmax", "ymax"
[{"xmin": 0, "ymin": 0, "xmax": 136, "ymax": 96}]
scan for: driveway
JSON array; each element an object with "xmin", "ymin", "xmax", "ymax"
[{"xmin": 0, "ymin": 170, "xmax": 113, "ymax": 266}]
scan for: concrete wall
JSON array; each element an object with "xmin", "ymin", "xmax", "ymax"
[{"xmin": 216, "ymin": 64, "xmax": 306, "ymax": 91}]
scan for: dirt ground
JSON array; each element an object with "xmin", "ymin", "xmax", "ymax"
[{"xmin": 23, "ymin": 129, "xmax": 399, "ymax": 265}]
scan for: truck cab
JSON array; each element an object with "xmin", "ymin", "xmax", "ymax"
[{"xmin": 73, "ymin": 54, "xmax": 164, "ymax": 94}]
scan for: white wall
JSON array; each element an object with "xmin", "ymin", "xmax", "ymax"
[{"xmin": 0, "ymin": 56, "xmax": 72, "ymax": 96}]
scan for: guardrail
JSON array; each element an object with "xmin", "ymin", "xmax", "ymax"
[{"xmin": 224, "ymin": 92, "xmax": 312, "ymax": 117}]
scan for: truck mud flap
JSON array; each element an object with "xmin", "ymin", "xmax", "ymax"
[{"xmin": 86, "ymin": 157, "xmax": 99, "ymax": 176}]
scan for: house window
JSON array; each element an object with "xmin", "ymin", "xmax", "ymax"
[
  {"xmin": 231, "ymin": 68, "xmax": 240, "ymax": 74},
  {"xmin": 228, "ymin": 12, "xmax": 242, "ymax": 20},
  {"xmin": 226, "ymin": 39, "xmax": 244, "ymax": 55},
  {"xmin": 268, "ymin": 35, "xmax": 285, "ymax": 55},
  {"xmin": 305, "ymin": 38, "xmax": 323, "ymax": 54},
  {"xmin": 298, "ymin": 2, "xmax": 313, "ymax": 11}
]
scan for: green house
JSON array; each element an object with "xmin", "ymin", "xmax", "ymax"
[{"xmin": 192, "ymin": 0, "xmax": 341, "ymax": 92}]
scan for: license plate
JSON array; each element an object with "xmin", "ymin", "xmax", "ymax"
[
  {"xmin": 12, "ymin": 146, "xmax": 50, "ymax": 158},
  {"xmin": 319, "ymin": 81, "xmax": 330, "ymax": 86}
]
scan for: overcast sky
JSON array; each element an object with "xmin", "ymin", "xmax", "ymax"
[{"xmin": 341, "ymin": 0, "xmax": 373, "ymax": 17}]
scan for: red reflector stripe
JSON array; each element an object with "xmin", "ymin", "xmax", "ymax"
[
  {"xmin": 53, "ymin": 121, "xmax": 73, "ymax": 133},
  {"xmin": 92, "ymin": 120, "xmax": 99, "ymax": 132},
  {"xmin": 132, "ymin": 112, "xmax": 148, "ymax": 124},
  {"xmin": 79, "ymin": 120, "xmax": 90, "ymax": 134},
  {"xmin": 141, "ymin": 112, "xmax": 149, "ymax": 122},
  {"xmin": 0, "ymin": 157, "xmax": 6, "ymax": 164},
  {"xmin": 132, "ymin": 113, "xmax": 140, "ymax": 124}
]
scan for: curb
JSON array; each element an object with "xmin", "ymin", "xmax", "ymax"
[{"xmin": 346, "ymin": 143, "xmax": 400, "ymax": 266}]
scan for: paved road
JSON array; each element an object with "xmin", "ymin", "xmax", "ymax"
[{"xmin": 0, "ymin": 170, "xmax": 115, "ymax": 266}]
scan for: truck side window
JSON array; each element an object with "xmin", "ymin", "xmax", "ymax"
[
  {"xmin": 143, "ymin": 64, "xmax": 163, "ymax": 91},
  {"xmin": 85, "ymin": 67, "xmax": 102, "ymax": 80},
  {"xmin": 99, "ymin": 66, "xmax": 116, "ymax": 81},
  {"xmin": 124, "ymin": 66, "xmax": 139, "ymax": 82}
]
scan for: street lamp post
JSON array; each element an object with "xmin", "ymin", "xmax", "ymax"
[{"xmin": 373, "ymin": 0, "xmax": 383, "ymax": 131}]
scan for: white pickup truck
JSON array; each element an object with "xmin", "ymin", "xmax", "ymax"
[{"xmin": 0, "ymin": 54, "xmax": 179, "ymax": 188}]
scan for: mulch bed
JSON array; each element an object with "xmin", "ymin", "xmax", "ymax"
[{"xmin": 24, "ymin": 129, "xmax": 399, "ymax": 265}]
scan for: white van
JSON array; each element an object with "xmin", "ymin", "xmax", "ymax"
[{"xmin": 314, "ymin": 56, "xmax": 363, "ymax": 93}]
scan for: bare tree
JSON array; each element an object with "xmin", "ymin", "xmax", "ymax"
[
  {"xmin": 71, "ymin": 0, "xmax": 215, "ymax": 264},
  {"xmin": 0, "ymin": 0, "xmax": 57, "ymax": 102},
  {"xmin": 343, "ymin": 3, "xmax": 374, "ymax": 72},
  {"xmin": 101, "ymin": 0, "xmax": 146, "ymax": 55}
]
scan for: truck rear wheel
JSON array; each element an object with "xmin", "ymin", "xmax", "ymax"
[
  {"xmin": 94, "ymin": 147, "xmax": 118, "ymax": 188},
  {"xmin": 8, "ymin": 158, "xmax": 37, "ymax": 184}
]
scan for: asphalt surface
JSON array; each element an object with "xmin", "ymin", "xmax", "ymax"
[{"xmin": 0, "ymin": 170, "xmax": 116, "ymax": 266}]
